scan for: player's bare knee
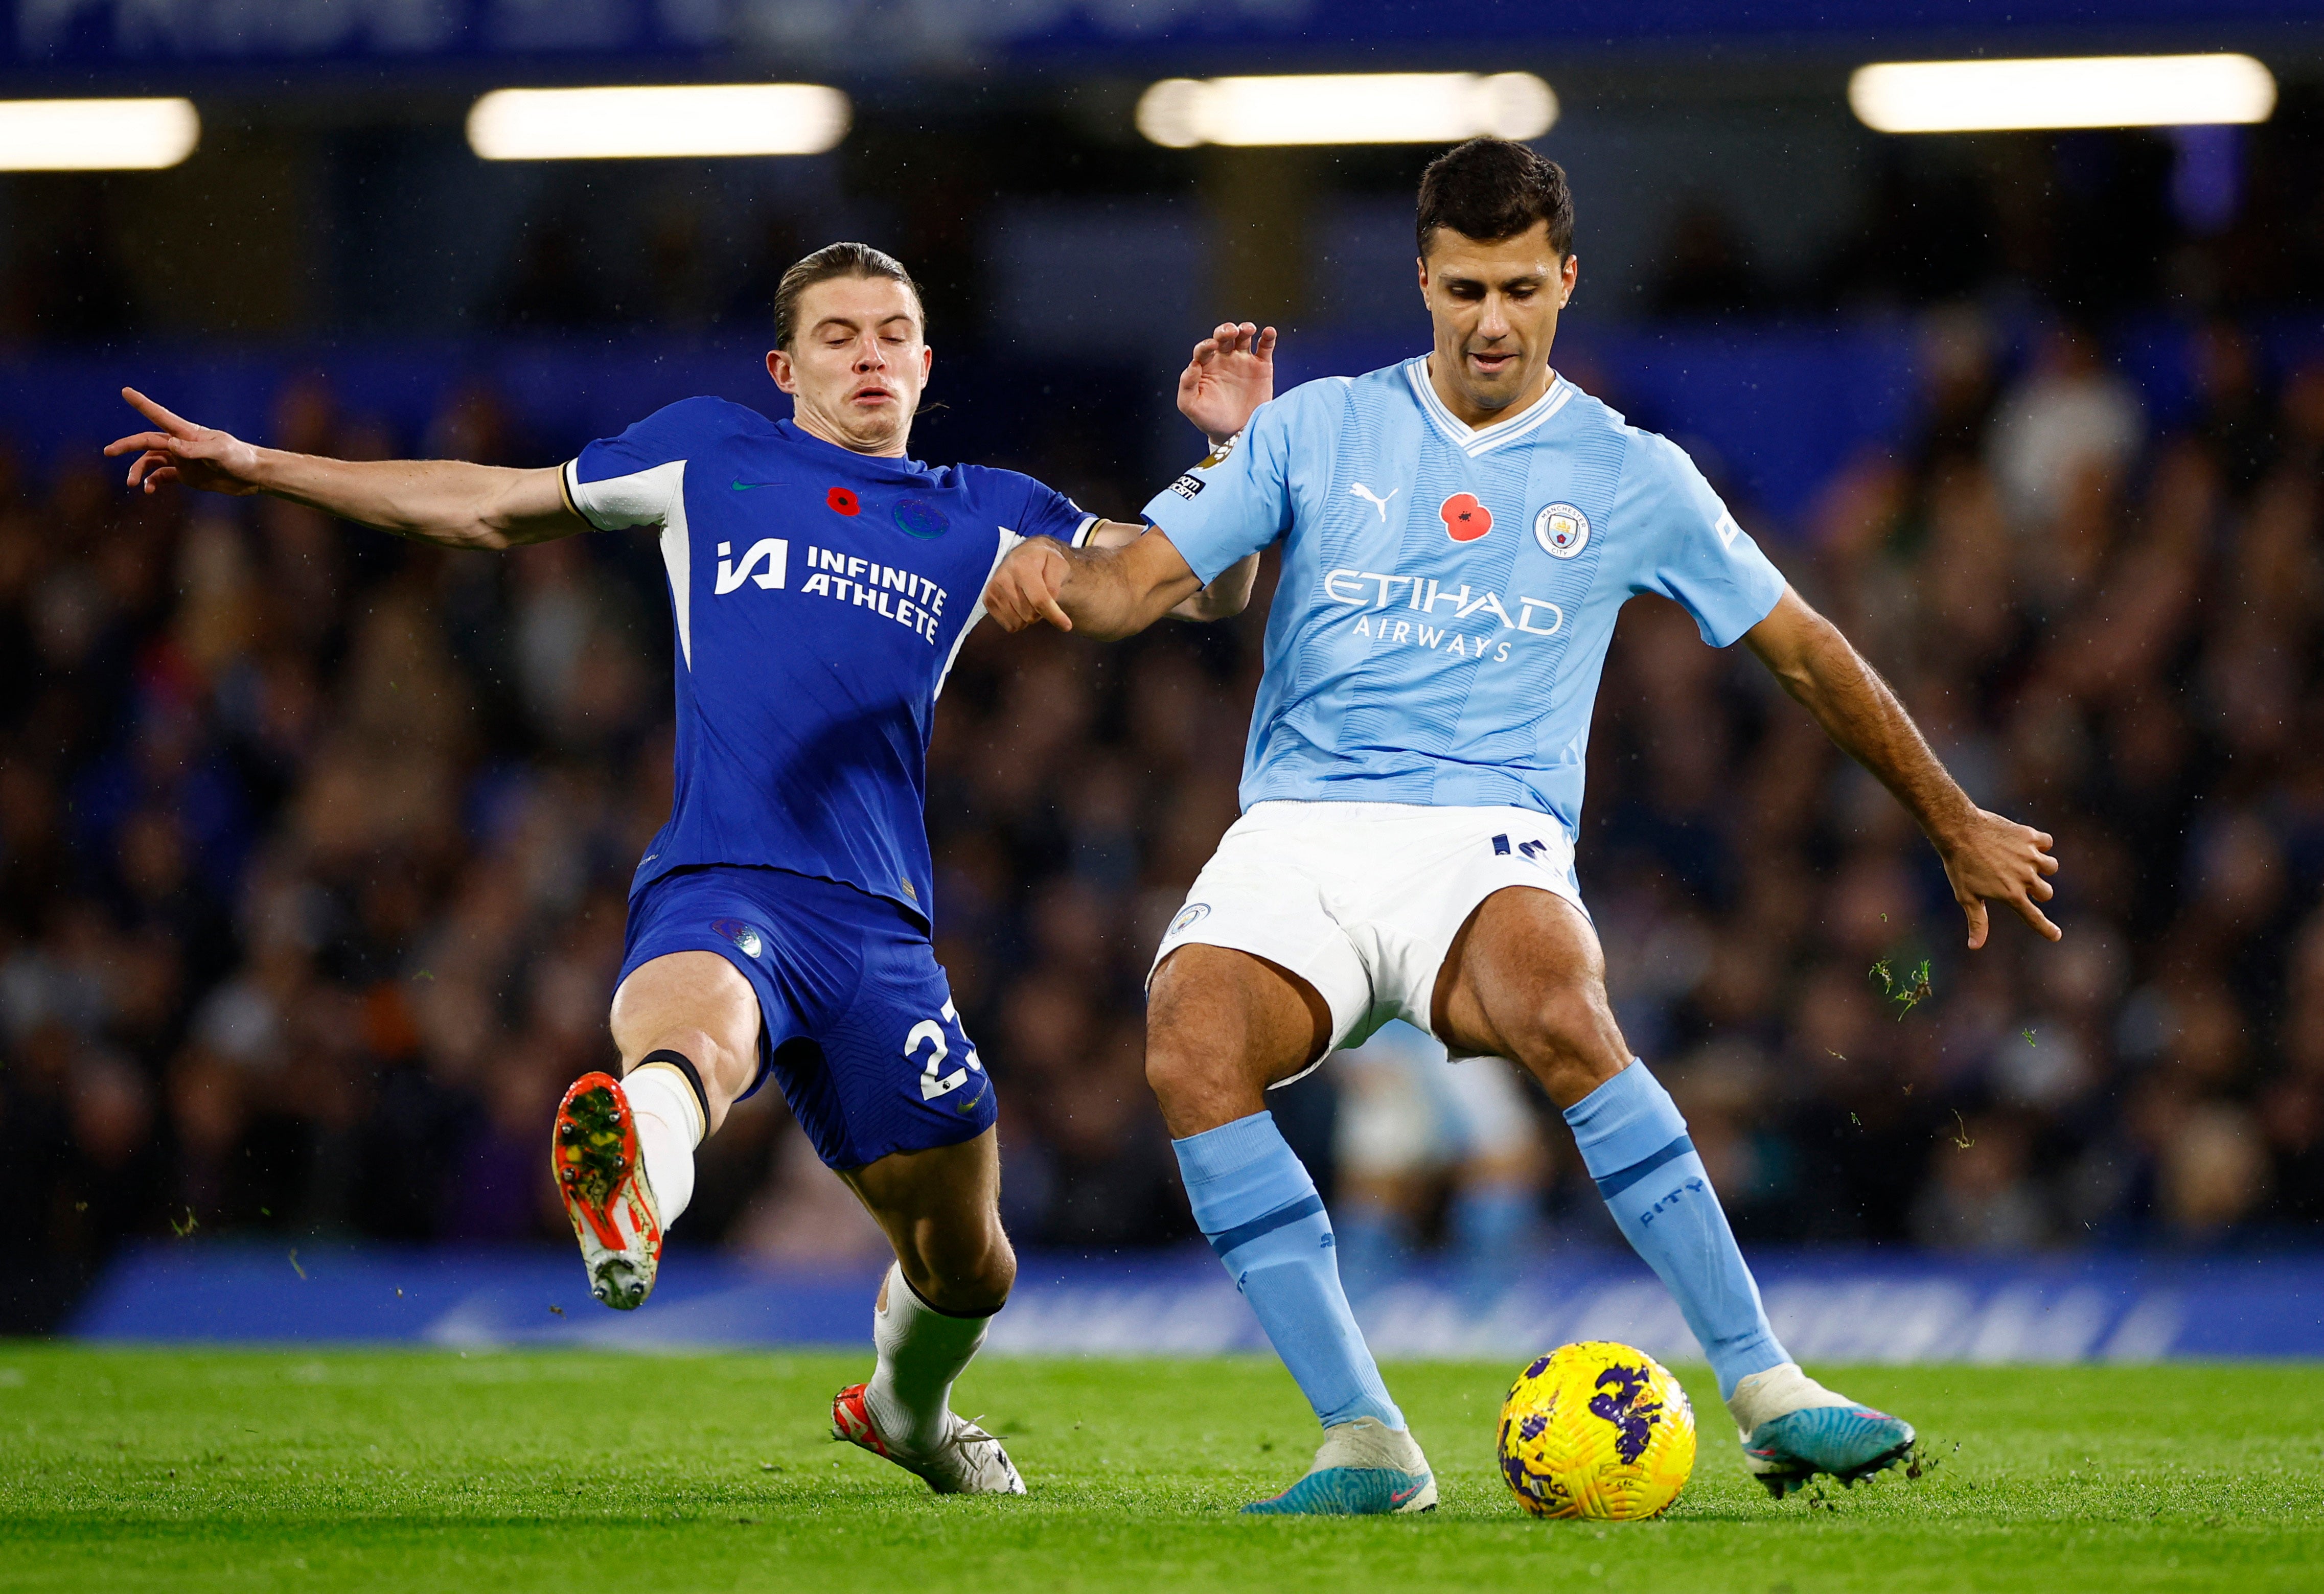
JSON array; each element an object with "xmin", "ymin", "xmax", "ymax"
[
  {"xmin": 623, "ymin": 1027, "xmax": 746, "ymax": 1125},
  {"xmin": 1506, "ymin": 976, "xmax": 1627, "ymax": 1099},
  {"xmin": 1143, "ymin": 1036, "xmax": 1206, "ymax": 1112},
  {"xmin": 1144, "ymin": 1037, "xmax": 1256, "ymax": 1138}
]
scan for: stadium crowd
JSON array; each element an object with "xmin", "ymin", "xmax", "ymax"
[{"xmin": 1, "ymin": 306, "xmax": 2319, "ymax": 1328}]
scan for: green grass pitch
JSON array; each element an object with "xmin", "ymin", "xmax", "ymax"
[{"xmin": 4, "ymin": 1347, "xmax": 2319, "ymax": 1592}]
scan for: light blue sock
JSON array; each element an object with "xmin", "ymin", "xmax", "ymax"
[
  {"xmin": 1565, "ymin": 1060, "xmax": 1787, "ymax": 1400},
  {"xmin": 1173, "ymin": 1111, "xmax": 1405, "ymax": 1431}
]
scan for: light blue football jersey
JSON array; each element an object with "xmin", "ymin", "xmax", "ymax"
[{"xmin": 1141, "ymin": 357, "xmax": 1787, "ymax": 835}]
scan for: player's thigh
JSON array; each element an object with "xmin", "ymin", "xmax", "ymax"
[
  {"xmin": 1431, "ymin": 886, "xmax": 1631, "ymax": 1108},
  {"xmin": 608, "ymin": 951, "xmax": 762, "ymax": 1111},
  {"xmin": 1145, "ymin": 943, "xmax": 1333, "ymax": 1137},
  {"xmin": 840, "ymin": 1128, "xmax": 1012, "ymax": 1315}
]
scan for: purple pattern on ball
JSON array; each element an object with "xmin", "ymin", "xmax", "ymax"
[{"xmin": 1589, "ymin": 1364, "xmax": 1663, "ymax": 1466}]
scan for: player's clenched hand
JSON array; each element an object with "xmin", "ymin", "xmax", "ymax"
[
  {"xmin": 1938, "ymin": 808, "xmax": 2061, "ymax": 950},
  {"xmin": 104, "ymin": 388, "xmax": 267, "ymax": 497},
  {"xmin": 1177, "ymin": 321, "xmax": 1276, "ymax": 447},
  {"xmin": 982, "ymin": 538, "xmax": 1074, "ymax": 633}
]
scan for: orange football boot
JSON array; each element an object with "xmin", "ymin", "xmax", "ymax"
[{"xmin": 552, "ymin": 1072, "xmax": 662, "ymax": 1310}]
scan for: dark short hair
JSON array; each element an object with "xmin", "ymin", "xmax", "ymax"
[
  {"xmin": 773, "ymin": 241, "xmax": 926, "ymax": 348},
  {"xmin": 1415, "ymin": 137, "xmax": 1574, "ymax": 260}
]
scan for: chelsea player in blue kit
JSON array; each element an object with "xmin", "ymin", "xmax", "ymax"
[
  {"xmin": 106, "ymin": 243, "xmax": 1266, "ymax": 1497},
  {"xmin": 986, "ymin": 140, "xmax": 2063, "ymax": 1513}
]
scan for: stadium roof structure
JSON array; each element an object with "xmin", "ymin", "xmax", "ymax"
[{"xmin": 3, "ymin": 0, "xmax": 2321, "ymax": 82}]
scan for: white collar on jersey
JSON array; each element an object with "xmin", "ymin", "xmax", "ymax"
[{"xmin": 1405, "ymin": 357, "xmax": 1575, "ymax": 458}]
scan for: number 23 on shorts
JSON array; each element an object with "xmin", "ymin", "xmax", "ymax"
[{"xmin": 905, "ymin": 1001, "xmax": 983, "ymax": 1102}]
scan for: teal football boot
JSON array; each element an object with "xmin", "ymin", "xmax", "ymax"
[
  {"xmin": 1730, "ymin": 1364, "xmax": 1916, "ymax": 1498},
  {"xmin": 1243, "ymin": 1416, "xmax": 1438, "ymax": 1515}
]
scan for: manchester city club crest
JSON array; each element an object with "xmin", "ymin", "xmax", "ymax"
[
  {"xmin": 1535, "ymin": 502, "xmax": 1590, "ymax": 558},
  {"xmin": 1169, "ymin": 903, "xmax": 1212, "ymax": 935}
]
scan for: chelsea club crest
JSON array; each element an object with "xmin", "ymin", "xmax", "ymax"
[
  {"xmin": 1534, "ymin": 502, "xmax": 1590, "ymax": 559},
  {"xmin": 711, "ymin": 918, "xmax": 764, "ymax": 959}
]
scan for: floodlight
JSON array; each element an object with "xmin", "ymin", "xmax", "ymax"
[
  {"xmin": 1137, "ymin": 73, "xmax": 1556, "ymax": 149},
  {"xmin": 0, "ymin": 99, "xmax": 199, "ymax": 172},
  {"xmin": 1849, "ymin": 55, "xmax": 2275, "ymax": 134},
  {"xmin": 467, "ymin": 84, "xmax": 851, "ymax": 161}
]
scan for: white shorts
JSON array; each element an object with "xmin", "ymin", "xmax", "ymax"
[{"xmin": 1149, "ymin": 801, "xmax": 1589, "ymax": 1075}]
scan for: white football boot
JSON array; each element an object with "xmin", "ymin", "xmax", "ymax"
[{"xmin": 831, "ymin": 1382, "xmax": 1026, "ymax": 1495}]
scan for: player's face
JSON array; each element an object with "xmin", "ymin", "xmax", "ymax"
[
  {"xmin": 1417, "ymin": 221, "xmax": 1578, "ymax": 424},
  {"xmin": 766, "ymin": 275, "xmax": 933, "ymax": 457}
]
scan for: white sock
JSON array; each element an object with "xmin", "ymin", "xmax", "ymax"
[
  {"xmin": 623, "ymin": 1061, "xmax": 705, "ymax": 1226},
  {"xmin": 863, "ymin": 1261, "xmax": 993, "ymax": 1453},
  {"xmin": 1727, "ymin": 1362, "xmax": 1851, "ymax": 1437},
  {"xmin": 1314, "ymin": 1415, "xmax": 1430, "ymax": 1474}
]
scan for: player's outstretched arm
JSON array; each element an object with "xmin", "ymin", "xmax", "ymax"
[
  {"xmin": 1084, "ymin": 520, "xmax": 1257, "ymax": 621},
  {"xmin": 982, "ymin": 526, "xmax": 1208, "ymax": 640},
  {"xmin": 1744, "ymin": 586, "xmax": 2060, "ymax": 950},
  {"xmin": 992, "ymin": 319, "xmax": 1274, "ymax": 633},
  {"xmin": 103, "ymin": 387, "xmax": 584, "ymax": 551}
]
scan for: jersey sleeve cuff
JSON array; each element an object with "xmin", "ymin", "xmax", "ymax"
[
  {"xmin": 1070, "ymin": 514, "xmax": 1100, "ymax": 549},
  {"xmin": 1138, "ymin": 512, "xmax": 1232, "ymax": 587},
  {"xmin": 558, "ymin": 459, "xmax": 589, "ymax": 523},
  {"xmin": 559, "ymin": 459, "xmax": 618, "ymax": 532},
  {"xmin": 1704, "ymin": 577, "xmax": 1786, "ymax": 649},
  {"xmin": 563, "ymin": 456, "xmax": 682, "ymax": 533}
]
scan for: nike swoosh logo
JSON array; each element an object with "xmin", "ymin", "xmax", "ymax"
[
  {"xmin": 730, "ymin": 478, "xmax": 784, "ymax": 491},
  {"xmin": 1388, "ymin": 1479, "xmax": 1427, "ymax": 1505}
]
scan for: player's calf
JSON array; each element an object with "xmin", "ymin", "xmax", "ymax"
[
  {"xmin": 828, "ymin": 1141, "xmax": 1020, "ymax": 1492},
  {"xmin": 864, "ymin": 1259, "xmax": 1002, "ymax": 1451},
  {"xmin": 831, "ymin": 1255, "xmax": 1021, "ymax": 1495}
]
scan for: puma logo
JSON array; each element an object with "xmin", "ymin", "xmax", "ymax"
[{"xmin": 1350, "ymin": 482, "xmax": 1397, "ymax": 521}]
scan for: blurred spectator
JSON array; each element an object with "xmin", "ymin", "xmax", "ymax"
[
  {"xmin": 1331, "ymin": 1023, "xmax": 1548, "ymax": 1287},
  {"xmin": 1988, "ymin": 325, "xmax": 2143, "ymax": 531},
  {"xmin": 2161, "ymin": 1103, "xmax": 2272, "ymax": 1241},
  {"xmin": 1911, "ymin": 1114, "xmax": 2049, "ymax": 1253}
]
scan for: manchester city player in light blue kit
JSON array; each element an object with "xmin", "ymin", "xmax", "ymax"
[
  {"xmin": 105, "ymin": 243, "xmax": 1266, "ymax": 1497},
  {"xmin": 986, "ymin": 140, "xmax": 2062, "ymax": 1512}
]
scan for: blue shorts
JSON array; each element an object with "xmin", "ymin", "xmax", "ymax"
[{"xmin": 616, "ymin": 865, "xmax": 996, "ymax": 1171}]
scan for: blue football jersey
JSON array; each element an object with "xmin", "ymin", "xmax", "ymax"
[
  {"xmin": 1142, "ymin": 358, "xmax": 1787, "ymax": 837},
  {"xmin": 565, "ymin": 398, "xmax": 1093, "ymax": 922}
]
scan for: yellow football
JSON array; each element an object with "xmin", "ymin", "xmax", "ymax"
[{"xmin": 1497, "ymin": 1341, "xmax": 1697, "ymax": 1520}]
